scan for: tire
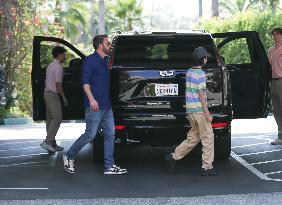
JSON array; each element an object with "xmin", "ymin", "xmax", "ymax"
[
  {"xmin": 214, "ymin": 126, "xmax": 231, "ymax": 160},
  {"xmin": 92, "ymin": 132, "xmax": 104, "ymax": 163}
]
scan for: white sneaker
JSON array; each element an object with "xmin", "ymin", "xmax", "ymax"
[
  {"xmin": 104, "ymin": 165, "xmax": 127, "ymax": 175},
  {"xmin": 40, "ymin": 141, "xmax": 56, "ymax": 152},
  {"xmin": 271, "ymin": 139, "xmax": 282, "ymax": 145},
  {"xmin": 63, "ymin": 154, "xmax": 75, "ymax": 174}
]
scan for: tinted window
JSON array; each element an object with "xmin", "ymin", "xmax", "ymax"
[
  {"xmin": 113, "ymin": 35, "xmax": 218, "ymax": 68},
  {"xmin": 215, "ymin": 38, "xmax": 251, "ymax": 64},
  {"xmin": 40, "ymin": 42, "xmax": 80, "ymax": 69}
]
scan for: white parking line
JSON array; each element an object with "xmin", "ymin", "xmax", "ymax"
[
  {"xmin": 0, "ymin": 140, "xmax": 41, "ymax": 146},
  {"xmin": 231, "ymin": 136, "xmax": 282, "ymax": 182},
  {"xmin": 232, "ymin": 135, "xmax": 270, "ymax": 139},
  {"xmin": 251, "ymin": 159, "xmax": 282, "ymax": 165},
  {"xmin": 0, "ymin": 141, "xmax": 61, "ymax": 168},
  {"xmin": 237, "ymin": 149, "xmax": 282, "ymax": 157},
  {"xmin": 0, "ymin": 153, "xmax": 48, "ymax": 159},
  {"xmin": 0, "ymin": 146, "xmax": 41, "ymax": 152},
  {"xmin": 0, "ymin": 188, "xmax": 48, "ymax": 190},
  {"xmin": 265, "ymin": 170, "xmax": 282, "ymax": 176},
  {"xmin": 232, "ymin": 142, "xmax": 270, "ymax": 149},
  {"xmin": 231, "ymin": 151, "xmax": 282, "ymax": 182},
  {"xmin": 0, "ymin": 161, "xmax": 49, "ymax": 167},
  {"xmin": 232, "ymin": 136, "xmax": 274, "ymax": 142},
  {"xmin": 230, "ymin": 151, "xmax": 275, "ymax": 181}
]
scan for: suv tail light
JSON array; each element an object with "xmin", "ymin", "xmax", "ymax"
[
  {"xmin": 212, "ymin": 122, "xmax": 228, "ymax": 129},
  {"xmin": 115, "ymin": 125, "xmax": 125, "ymax": 130},
  {"xmin": 109, "ymin": 49, "xmax": 115, "ymax": 69}
]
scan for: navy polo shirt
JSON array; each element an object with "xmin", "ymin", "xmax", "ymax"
[{"xmin": 81, "ymin": 52, "xmax": 111, "ymax": 109}]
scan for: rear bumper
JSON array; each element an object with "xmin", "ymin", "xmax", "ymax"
[{"xmin": 114, "ymin": 123, "xmax": 231, "ymax": 147}]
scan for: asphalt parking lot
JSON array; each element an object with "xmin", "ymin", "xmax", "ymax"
[{"xmin": 0, "ymin": 116, "xmax": 281, "ymax": 202}]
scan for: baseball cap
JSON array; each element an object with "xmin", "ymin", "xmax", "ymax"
[{"xmin": 193, "ymin": 47, "xmax": 211, "ymax": 59}]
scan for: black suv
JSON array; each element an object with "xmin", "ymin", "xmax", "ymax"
[{"xmin": 32, "ymin": 31, "xmax": 271, "ymax": 160}]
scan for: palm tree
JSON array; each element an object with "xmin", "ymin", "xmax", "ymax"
[
  {"xmin": 109, "ymin": 0, "xmax": 143, "ymax": 31},
  {"xmin": 220, "ymin": 0, "xmax": 255, "ymax": 15},
  {"xmin": 98, "ymin": 0, "xmax": 106, "ymax": 34},
  {"xmin": 212, "ymin": 0, "xmax": 219, "ymax": 17},
  {"xmin": 256, "ymin": 0, "xmax": 280, "ymax": 14},
  {"xmin": 199, "ymin": 0, "xmax": 203, "ymax": 17},
  {"xmin": 53, "ymin": 0, "xmax": 87, "ymax": 41}
]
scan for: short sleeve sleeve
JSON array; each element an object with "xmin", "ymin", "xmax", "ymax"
[
  {"xmin": 197, "ymin": 72, "xmax": 206, "ymax": 91},
  {"xmin": 54, "ymin": 66, "xmax": 63, "ymax": 83},
  {"xmin": 268, "ymin": 47, "xmax": 272, "ymax": 65}
]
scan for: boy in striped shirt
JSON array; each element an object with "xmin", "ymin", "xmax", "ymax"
[{"xmin": 165, "ymin": 47, "xmax": 219, "ymax": 176}]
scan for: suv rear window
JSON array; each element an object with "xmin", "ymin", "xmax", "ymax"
[{"xmin": 113, "ymin": 35, "xmax": 218, "ymax": 68}]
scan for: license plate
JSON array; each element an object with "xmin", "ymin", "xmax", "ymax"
[{"xmin": 155, "ymin": 84, "xmax": 178, "ymax": 96}]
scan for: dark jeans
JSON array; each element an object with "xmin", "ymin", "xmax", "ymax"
[{"xmin": 66, "ymin": 108, "xmax": 115, "ymax": 169}]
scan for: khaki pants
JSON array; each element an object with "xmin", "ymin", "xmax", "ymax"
[
  {"xmin": 172, "ymin": 113, "xmax": 214, "ymax": 170},
  {"xmin": 271, "ymin": 79, "xmax": 282, "ymax": 140},
  {"xmin": 44, "ymin": 92, "xmax": 62, "ymax": 145}
]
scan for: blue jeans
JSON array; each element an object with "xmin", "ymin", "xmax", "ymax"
[{"xmin": 66, "ymin": 108, "xmax": 115, "ymax": 169}]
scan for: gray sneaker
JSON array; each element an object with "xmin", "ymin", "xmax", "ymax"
[
  {"xmin": 54, "ymin": 144, "xmax": 64, "ymax": 151},
  {"xmin": 40, "ymin": 141, "xmax": 56, "ymax": 152},
  {"xmin": 52, "ymin": 140, "xmax": 64, "ymax": 151},
  {"xmin": 271, "ymin": 139, "xmax": 282, "ymax": 145}
]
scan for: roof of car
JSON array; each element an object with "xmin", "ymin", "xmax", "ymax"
[{"xmin": 114, "ymin": 30, "xmax": 211, "ymax": 37}]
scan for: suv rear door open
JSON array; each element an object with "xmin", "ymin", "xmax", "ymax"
[
  {"xmin": 32, "ymin": 36, "xmax": 85, "ymax": 121},
  {"xmin": 212, "ymin": 31, "xmax": 271, "ymax": 119}
]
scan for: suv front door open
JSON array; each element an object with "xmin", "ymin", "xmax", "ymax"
[
  {"xmin": 32, "ymin": 36, "xmax": 85, "ymax": 121},
  {"xmin": 212, "ymin": 31, "xmax": 271, "ymax": 119}
]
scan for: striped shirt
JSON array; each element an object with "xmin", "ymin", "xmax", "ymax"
[{"xmin": 186, "ymin": 68, "xmax": 206, "ymax": 113}]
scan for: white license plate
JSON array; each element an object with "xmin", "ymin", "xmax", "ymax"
[{"xmin": 155, "ymin": 84, "xmax": 178, "ymax": 96}]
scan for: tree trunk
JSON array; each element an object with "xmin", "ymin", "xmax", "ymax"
[
  {"xmin": 98, "ymin": 0, "xmax": 106, "ymax": 34},
  {"xmin": 54, "ymin": 0, "xmax": 62, "ymax": 23},
  {"xmin": 211, "ymin": 0, "xmax": 219, "ymax": 17},
  {"xmin": 271, "ymin": 1, "xmax": 276, "ymax": 15},
  {"xmin": 199, "ymin": 0, "xmax": 203, "ymax": 17}
]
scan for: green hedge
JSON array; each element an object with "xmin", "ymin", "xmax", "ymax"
[{"xmin": 196, "ymin": 10, "xmax": 282, "ymax": 58}]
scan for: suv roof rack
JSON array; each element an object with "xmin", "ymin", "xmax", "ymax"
[
  {"xmin": 115, "ymin": 30, "xmax": 209, "ymax": 36},
  {"xmin": 192, "ymin": 29, "xmax": 206, "ymax": 33}
]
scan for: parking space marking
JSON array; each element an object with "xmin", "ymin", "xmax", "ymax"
[
  {"xmin": 237, "ymin": 149, "xmax": 282, "ymax": 157},
  {"xmin": 0, "ymin": 188, "xmax": 48, "ymax": 190},
  {"xmin": 231, "ymin": 151, "xmax": 282, "ymax": 182},
  {"xmin": 232, "ymin": 135, "xmax": 271, "ymax": 139},
  {"xmin": 265, "ymin": 170, "xmax": 282, "ymax": 176},
  {"xmin": 0, "ymin": 140, "xmax": 41, "ymax": 146},
  {"xmin": 232, "ymin": 142, "xmax": 270, "ymax": 149},
  {"xmin": 232, "ymin": 135, "xmax": 282, "ymax": 182},
  {"xmin": 0, "ymin": 161, "xmax": 49, "ymax": 167},
  {"xmin": 251, "ymin": 159, "xmax": 282, "ymax": 165},
  {"xmin": 0, "ymin": 153, "xmax": 48, "ymax": 159},
  {"xmin": 0, "ymin": 146, "xmax": 41, "ymax": 152},
  {"xmin": 0, "ymin": 140, "xmax": 61, "ymax": 167}
]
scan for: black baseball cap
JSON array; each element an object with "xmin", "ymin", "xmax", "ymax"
[{"xmin": 193, "ymin": 47, "xmax": 211, "ymax": 59}]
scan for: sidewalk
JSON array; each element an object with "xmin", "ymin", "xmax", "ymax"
[{"xmin": 1, "ymin": 192, "xmax": 282, "ymax": 205}]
